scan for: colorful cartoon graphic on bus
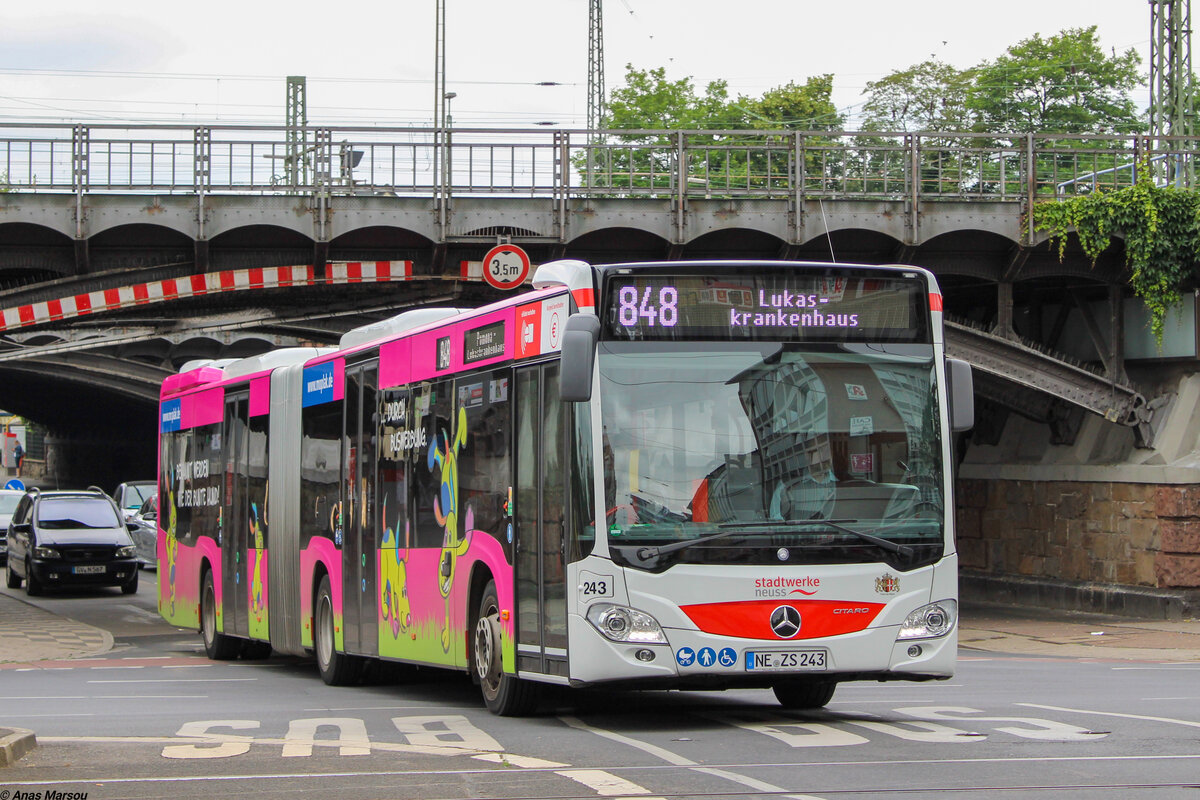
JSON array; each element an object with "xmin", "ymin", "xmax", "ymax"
[
  {"xmin": 162, "ymin": 479, "xmax": 179, "ymax": 619},
  {"xmin": 379, "ymin": 499, "xmax": 412, "ymax": 642},
  {"xmin": 428, "ymin": 405, "xmax": 471, "ymax": 653},
  {"xmin": 248, "ymin": 499, "xmax": 268, "ymax": 639}
]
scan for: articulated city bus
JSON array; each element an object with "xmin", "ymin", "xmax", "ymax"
[{"xmin": 156, "ymin": 259, "xmax": 973, "ymax": 715}]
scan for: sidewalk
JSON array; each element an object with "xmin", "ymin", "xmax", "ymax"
[
  {"xmin": 0, "ymin": 591, "xmax": 113, "ymax": 665},
  {"xmin": 0, "ymin": 592, "xmax": 113, "ymax": 767},
  {"xmin": 959, "ymin": 601, "xmax": 1200, "ymax": 661}
]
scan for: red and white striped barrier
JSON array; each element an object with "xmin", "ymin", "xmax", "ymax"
[{"xmin": 0, "ymin": 261, "xmax": 413, "ymax": 333}]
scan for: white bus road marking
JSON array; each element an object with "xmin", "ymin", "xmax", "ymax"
[
  {"xmin": 280, "ymin": 718, "xmax": 371, "ymax": 757},
  {"xmin": 144, "ymin": 715, "xmax": 564, "ymax": 770},
  {"xmin": 559, "ymin": 715, "xmax": 801, "ymax": 798},
  {"xmin": 700, "ymin": 708, "xmax": 986, "ymax": 746},
  {"xmin": 895, "ymin": 707, "xmax": 1108, "ymax": 741},
  {"xmin": 1018, "ymin": 703, "xmax": 1200, "ymax": 729}
]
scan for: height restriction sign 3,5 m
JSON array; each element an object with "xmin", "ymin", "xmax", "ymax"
[{"xmin": 482, "ymin": 244, "xmax": 531, "ymax": 290}]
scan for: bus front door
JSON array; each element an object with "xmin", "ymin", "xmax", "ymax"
[{"xmin": 514, "ymin": 363, "xmax": 568, "ymax": 679}]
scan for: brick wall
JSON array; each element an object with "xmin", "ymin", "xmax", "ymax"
[{"xmin": 955, "ymin": 479, "xmax": 1200, "ymax": 589}]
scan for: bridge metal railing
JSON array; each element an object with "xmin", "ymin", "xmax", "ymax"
[{"xmin": 1, "ymin": 123, "xmax": 1194, "ymax": 202}]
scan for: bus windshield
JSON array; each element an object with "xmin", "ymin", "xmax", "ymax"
[{"xmin": 597, "ymin": 341, "xmax": 945, "ymax": 571}]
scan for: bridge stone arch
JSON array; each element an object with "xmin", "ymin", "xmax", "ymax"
[
  {"xmin": 0, "ymin": 222, "xmax": 74, "ymax": 280},
  {"xmin": 328, "ymin": 225, "xmax": 433, "ymax": 265},
  {"xmin": 684, "ymin": 227, "xmax": 789, "ymax": 259},
  {"xmin": 568, "ymin": 227, "xmax": 672, "ymax": 262},
  {"xmin": 208, "ymin": 224, "xmax": 314, "ymax": 270},
  {"xmin": 89, "ymin": 223, "xmax": 192, "ymax": 273}
]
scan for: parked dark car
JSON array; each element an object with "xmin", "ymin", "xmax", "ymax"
[
  {"xmin": 128, "ymin": 494, "xmax": 158, "ymax": 568},
  {"xmin": 5, "ymin": 488, "xmax": 140, "ymax": 595},
  {"xmin": 112, "ymin": 480, "xmax": 156, "ymax": 522}
]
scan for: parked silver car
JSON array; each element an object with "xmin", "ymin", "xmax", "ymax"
[
  {"xmin": 128, "ymin": 494, "xmax": 158, "ymax": 569},
  {"xmin": 0, "ymin": 488, "xmax": 24, "ymax": 564},
  {"xmin": 112, "ymin": 481, "xmax": 156, "ymax": 522}
]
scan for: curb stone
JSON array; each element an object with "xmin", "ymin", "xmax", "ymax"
[{"xmin": 0, "ymin": 727, "xmax": 36, "ymax": 767}]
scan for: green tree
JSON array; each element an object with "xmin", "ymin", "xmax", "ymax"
[
  {"xmin": 967, "ymin": 26, "xmax": 1142, "ymax": 134},
  {"xmin": 737, "ymin": 75, "xmax": 843, "ymax": 130},
  {"xmin": 595, "ymin": 66, "xmax": 844, "ymax": 195},
  {"xmin": 861, "ymin": 59, "xmax": 973, "ymax": 132},
  {"xmin": 606, "ymin": 65, "xmax": 735, "ymax": 130}
]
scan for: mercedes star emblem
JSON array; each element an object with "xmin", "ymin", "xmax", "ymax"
[{"xmin": 770, "ymin": 605, "xmax": 802, "ymax": 638}]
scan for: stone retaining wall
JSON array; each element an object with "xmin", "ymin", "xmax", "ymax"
[{"xmin": 956, "ymin": 479, "xmax": 1200, "ymax": 590}]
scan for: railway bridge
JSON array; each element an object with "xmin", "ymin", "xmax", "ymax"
[{"xmin": 2, "ymin": 123, "xmax": 1199, "ymax": 611}]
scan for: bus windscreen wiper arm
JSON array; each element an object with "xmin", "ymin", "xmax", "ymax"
[{"xmin": 635, "ymin": 519, "xmax": 913, "ymax": 562}]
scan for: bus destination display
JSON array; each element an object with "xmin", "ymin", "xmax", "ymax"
[{"xmin": 602, "ymin": 273, "xmax": 929, "ymax": 342}]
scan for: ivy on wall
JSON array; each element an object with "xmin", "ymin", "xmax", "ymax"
[{"xmin": 1032, "ymin": 169, "xmax": 1200, "ymax": 347}]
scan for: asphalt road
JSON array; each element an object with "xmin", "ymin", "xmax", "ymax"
[{"xmin": 2, "ymin": 573, "xmax": 1200, "ymax": 799}]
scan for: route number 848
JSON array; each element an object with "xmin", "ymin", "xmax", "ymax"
[{"xmin": 618, "ymin": 286, "xmax": 678, "ymax": 328}]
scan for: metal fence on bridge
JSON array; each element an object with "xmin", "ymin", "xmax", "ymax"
[{"xmin": 1, "ymin": 123, "xmax": 1195, "ymax": 204}]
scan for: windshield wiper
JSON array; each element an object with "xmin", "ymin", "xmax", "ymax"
[{"xmin": 633, "ymin": 518, "xmax": 914, "ymax": 564}]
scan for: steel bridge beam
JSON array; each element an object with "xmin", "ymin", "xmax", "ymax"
[{"xmin": 945, "ymin": 321, "xmax": 1167, "ymax": 447}]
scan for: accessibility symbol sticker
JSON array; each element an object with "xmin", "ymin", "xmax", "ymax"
[
  {"xmin": 697, "ymin": 647, "xmax": 716, "ymax": 668},
  {"xmin": 675, "ymin": 647, "xmax": 696, "ymax": 667},
  {"xmin": 717, "ymin": 647, "xmax": 737, "ymax": 667}
]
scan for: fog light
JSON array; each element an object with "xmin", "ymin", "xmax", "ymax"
[
  {"xmin": 635, "ymin": 648, "xmax": 656, "ymax": 662},
  {"xmin": 907, "ymin": 644, "xmax": 922, "ymax": 658}
]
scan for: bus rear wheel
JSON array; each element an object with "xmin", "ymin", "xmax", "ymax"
[
  {"xmin": 773, "ymin": 679, "xmax": 836, "ymax": 709},
  {"xmin": 201, "ymin": 569, "xmax": 239, "ymax": 660},
  {"xmin": 474, "ymin": 580, "xmax": 537, "ymax": 716},
  {"xmin": 315, "ymin": 575, "xmax": 362, "ymax": 685}
]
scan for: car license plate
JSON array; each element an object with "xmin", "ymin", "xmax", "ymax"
[
  {"xmin": 73, "ymin": 565, "xmax": 106, "ymax": 575},
  {"xmin": 745, "ymin": 649, "xmax": 827, "ymax": 671}
]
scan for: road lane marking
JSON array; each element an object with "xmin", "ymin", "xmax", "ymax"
[
  {"xmin": 1110, "ymin": 665, "xmax": 1200, "ymax": 670},
  {"xmin": 91, "ymin": 665, "xmax": 145, "ymax": 669},
  {"xmin": 1019, "ymin": 703, "xmax": 1200, "ymax": 729},
  {"xmin": 560, "ymin": 715, "xmax": 696, "ymax": 766},
  {"xmin": 0, "ymin": 694, "xmax": 208, "ymax": 700},
  {"xmin": 302, "ymin": 705, "xmax": 477, "ymax": 712},
  {"xmin": 559, "ymin": 715, "xmax": 796, "ymax": 797},
  {"xmin": 555, "ymin": 769, "xmax": 662, "ymax": 798},
  {"xmin": 86, "ymin": 678, "xmax": 257, "ymax": 683}
]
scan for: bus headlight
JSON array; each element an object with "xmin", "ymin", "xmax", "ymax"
[
  {"xmin": 897, "ymin": 600, "xmax": 957, "ymax": 640},
  {"xmin": 586, "ymin": 603, "xmax": 667, "ymax": 644},
  {"xmin": 34, "ymin": 546, "xmax": 61, "ymax": 560}
]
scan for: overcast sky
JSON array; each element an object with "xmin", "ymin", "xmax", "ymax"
[{"xmin": 1, "ymin": 1, "xmax": 1155, "ymax": 128}]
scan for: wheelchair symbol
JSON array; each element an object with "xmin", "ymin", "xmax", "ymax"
[{"xmin": 717, "ymin": 647, "xmax": 737, "ymax": 667}]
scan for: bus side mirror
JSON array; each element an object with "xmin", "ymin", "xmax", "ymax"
[
  {"xmin": 560, "ymin": 314, "xmax": 601, "ymax": 402},
  {"xmin": 947, "ymin": 358, "xmax": 974, "ymax": 432}
]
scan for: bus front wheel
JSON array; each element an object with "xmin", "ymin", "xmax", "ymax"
[
  {"xmin": 773, "ymin": 679, "xmax": 836, "ymax": 709},
  {"xmin": 201, "ymin": 569, "xmax": 239, "ymax": 660},
  {"xmin": 315, "ymin": 575, "xmax": 362, "ymax": 685},
  {"xmin": 474, "ymin": 580, "xmax": 537, "ymax": 716}
]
